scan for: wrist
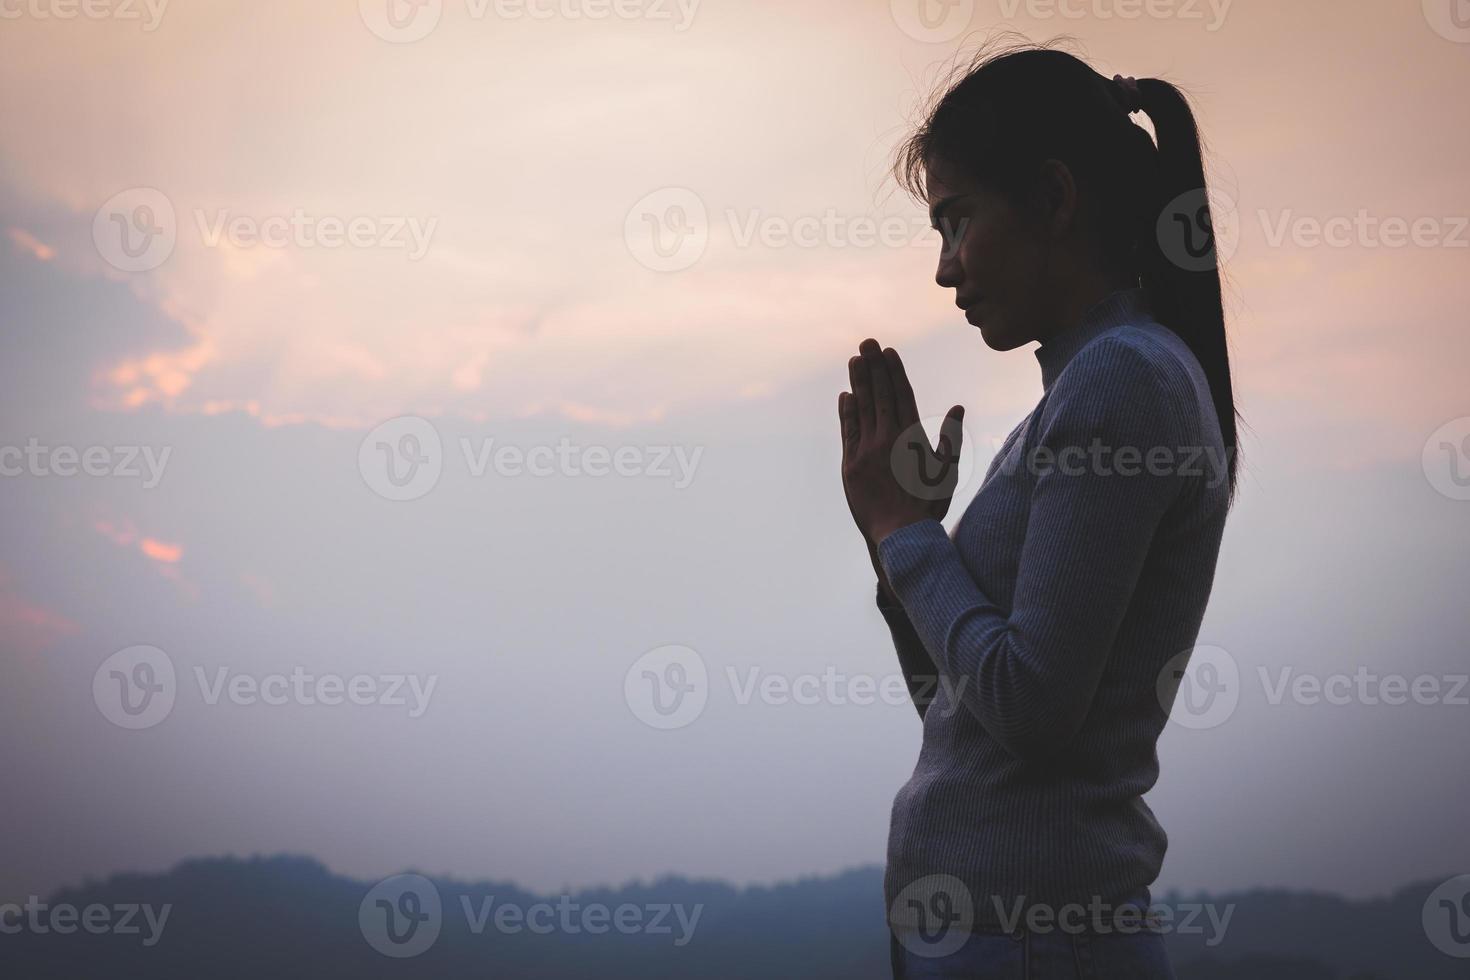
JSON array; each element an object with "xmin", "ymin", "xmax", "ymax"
[{"xmin": 867, "ymin": 516, "xmax": 925, "ymax": 549}]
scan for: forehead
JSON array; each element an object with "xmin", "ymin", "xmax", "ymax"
[{"xmin": 922, "ymin": 157, "xmax": 975, "ymax": 205}]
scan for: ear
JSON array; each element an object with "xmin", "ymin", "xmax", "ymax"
[{"xmin": 1035, "ymin": 159, "xmax": 1078, "ymax": 239}]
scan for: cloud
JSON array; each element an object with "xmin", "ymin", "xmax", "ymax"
[
  {"xmin": 139, "ymin": 538, "xmax": 183, "ymax": 564},
  {"xmin": 7, "ymin": 226, "xmax": 54, "ymax": 261},
  {"xmin": 0, "ymin": 564, "xmax": 79, "ymax": 659}
]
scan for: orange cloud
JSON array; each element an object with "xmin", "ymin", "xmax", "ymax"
[
  {"xmin": 0, "ymin": 565, "xmax": 79, "ymax": 659},
  {"xmin": 94, "ymin": 519, "xmax": 185, "ymax": 565},
  {"xmin": 93, "ymin": 518, "xmax": 138, "ymax": 547},
  {"xmin": 7, "ymin": 226, "xmax": 54, "ymax": 261},
  {"xmin": 139, "ymin": 538, "xmax": 184, "ymax": 564}
]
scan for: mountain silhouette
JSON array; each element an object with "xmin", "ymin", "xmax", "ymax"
[{"xmin": 1, "ymin": 855, "xmax": 1460, "ymax": 978}]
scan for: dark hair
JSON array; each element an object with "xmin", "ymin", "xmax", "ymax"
[{"xmin": 894, "ymin": 40, "xmax": 1241, "ymax": 501}]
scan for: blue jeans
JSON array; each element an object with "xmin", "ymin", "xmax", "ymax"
[{"xmin": 890, "ymin": 928, "xmax": 1176, "ymax": 979}]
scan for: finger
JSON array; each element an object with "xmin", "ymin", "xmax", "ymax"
[
  {"xmin": 938, "ymin": 404, "xmax": 966, "ymax": 464},
  {"xmin": 859, "ymin": 338, "xmax": 896, "ymax": 432},
  {"xmin": 838, "ymin": 391, "xmax": 860, "ymax": 459},
  {"xmin": 883, "ymin": 347, "xmax": 919, "ymax": 430},
  {"xmin": 849, "ymin": 356, "xmax": 874, "ymax": 437}
]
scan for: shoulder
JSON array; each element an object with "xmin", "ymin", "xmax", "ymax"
[{"xmin": 1038, "ymin": 323, "xmax": 1201, "ymax": 443}]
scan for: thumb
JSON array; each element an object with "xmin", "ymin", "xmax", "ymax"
[{"xmin": 938, "ymin": 405, "xmax": 965, "ymax": 462}]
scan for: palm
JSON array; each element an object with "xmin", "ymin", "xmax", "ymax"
[{"xmin": 838, "ymin": 338, "xmax": 965, "ymax": 547}]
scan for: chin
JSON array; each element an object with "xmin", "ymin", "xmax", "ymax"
[{"xmin": 975, "ymin": 318, "xmax": 1027, "ymax": 352}]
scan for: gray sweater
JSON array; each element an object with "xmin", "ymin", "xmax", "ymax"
[{"xmin": 877, "ymin": 286, "xmax": 1230, "ymax": 932}]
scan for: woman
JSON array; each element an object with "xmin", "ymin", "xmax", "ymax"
[{"xmin": 838, "ymin": 45, "xmax": 1239, "ymax": 979}]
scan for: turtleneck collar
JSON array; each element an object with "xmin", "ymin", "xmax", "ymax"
[{"xmin": 1034, "ymin": 286, "xmax": 1151, "ymax": 392}]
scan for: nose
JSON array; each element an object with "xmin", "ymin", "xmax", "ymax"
[{"xmin": 935, "ymin": 245, "xmax": 963, "ymax": 291}]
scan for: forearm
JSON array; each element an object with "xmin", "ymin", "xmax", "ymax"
[
  {"xmin": 870, "ymin": 540, "xmax": 938, "ymax": 719},
  {"xmin": 879, "ymin": 522, "xmax": 1085, "ymax": 756}
]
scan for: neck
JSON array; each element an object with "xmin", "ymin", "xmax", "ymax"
[
  {"xmin": 1034, "ymin": 270, "xmax": 1137, "ymax": 346},
  {"xmin": 1032, "ymin": 280, "xmax": 1150, "ymax": 392}
]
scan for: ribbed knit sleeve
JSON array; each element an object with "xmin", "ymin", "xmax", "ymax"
[
  {"xmin": 875, "ymin": 584, "xmax": 936, "ymax": 719},
  {"xmin": 877, "ymin": 337, "xmax": 1194, "ymax": 760}
]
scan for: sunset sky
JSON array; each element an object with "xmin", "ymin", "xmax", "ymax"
[{"xmin": 2, "ymin": 0, "xmax": 1468, "ymax": 905}]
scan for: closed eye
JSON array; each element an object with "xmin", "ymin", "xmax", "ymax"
[{"xmin": 928, "ymin": 193, "xmax": 971, "ymax": 233}]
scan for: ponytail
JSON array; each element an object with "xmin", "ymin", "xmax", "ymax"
[{"xmin": 1133, "ymin": 78, "xmax": 1241, "ymax": 501}]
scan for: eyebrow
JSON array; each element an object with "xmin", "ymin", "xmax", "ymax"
[{"xmin": 928, "ymin": 194, "xmax": 969, "ymax": 231}]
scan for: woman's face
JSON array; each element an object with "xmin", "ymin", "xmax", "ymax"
[{"xmin": 925, "ymin": 159, "xmax": 1051, "ymax": 352}]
